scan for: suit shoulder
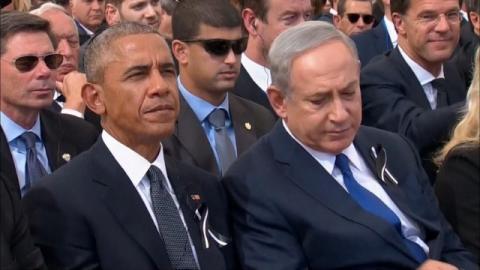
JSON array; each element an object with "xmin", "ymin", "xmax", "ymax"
[{"xmin": 230, "ymin": 94, "xmax": 275, "ymax": 121}]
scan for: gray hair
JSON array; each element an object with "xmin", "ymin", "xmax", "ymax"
[
  {"xmin": 84, "ymin": 22, "xmax": 163, "ymax": 84},
  {"xmin": 30, "ymin": 2, "xmax": 78, "ymax": 37},
  {"xmin": 30, "ymin": 2, "xmax": 67, "ymax": 16},
  {"xmin": 269, "ymin": 21, "xmax": 358, "ymax": 93}
]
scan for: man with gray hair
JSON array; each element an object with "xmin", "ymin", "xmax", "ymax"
[
  {"xmin": 24, "ymin": 22, "xmax": 236, "ymax": 270},
  {"xmin": 31, "ymin": 3, "xmax": 89, "ymax": 120},
  {"xmin": 223, "ymin": 21, "xmax": 476, "ymax": 269}
]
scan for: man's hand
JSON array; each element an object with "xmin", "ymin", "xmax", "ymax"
[
  {"xmin": 56, "ymin": 71, "xmax": 87, "ymax": 113},
  {"xmin": 417, "ymin": 259, "xmax": 459, "ymax": 270}
]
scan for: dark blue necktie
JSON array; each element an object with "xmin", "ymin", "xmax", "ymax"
[
  {"xmin": 207, "ymin": 108, "xmax": 236, "ymax": 175},
  {"xmin": 335, "ymin": 154, "xmax": 427, "ymax": 263},
  {"xmin": 147, "ymin": 166, "xmax": 198, "ymax": 269},
  {"xmin": 19, "ymin": 131, "xmax": 47, "ymax": 194}
]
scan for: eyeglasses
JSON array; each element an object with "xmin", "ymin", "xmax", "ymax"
[
  {"xmin": 182, "ymin": 37, "xmax": 248, "ymax": 56},
  {"xmin": 346, "ymin": 13, "xmax": 375, "ymax": 24},
  {"xmin": 415, "ymin": 11, "xmax": 461, "ymax": 26},
  {"xmin": 2, "ymin": 53, "xmax": 63, "ymax": 73}
]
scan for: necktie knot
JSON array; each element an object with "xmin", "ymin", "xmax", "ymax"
[
  {"xmin": 207, "ymin": 108, "xmax": 228, "ymax": 130},
  {"xmin": 20, "ymin": 131, "xmax": 38, "ymax": 149},
  {"xmin": 430, "ymin": 78, "xmax": 445, "ymax": 92},
  {"xmin": 147, "ymin": 165, "xmax": 165, "ymax": 188},
  {"xmin": 335, "ymin": 153, "xmax": 352, "ymax": 177},
  {"xmin": 56, "ymin": 94, "xmax": 66, "ymax": 103}
]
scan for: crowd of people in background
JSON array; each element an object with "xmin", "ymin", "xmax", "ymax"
[{"xmin": 0, "ymin": 0, "xmax": 479, "ymax": 269}]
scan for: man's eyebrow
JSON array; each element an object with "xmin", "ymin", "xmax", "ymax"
[{"xmin": 122, "ymin": 64, "xmax": 151, "ymax": 77}]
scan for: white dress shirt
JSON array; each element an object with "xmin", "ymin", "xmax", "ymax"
[
  {"xmin": 282, "ymin": 121, "xmax": 429, "ymax": 254},
  {"xmin": 383, "ymin": 16, "xmax": 398, "ymax": 48},
  {"xmin": 0, "ymin": 112, "xmax": 51, "ymax": 195},
  {"xmin": 101, "ymin": 131, "xmax": 200, "ymax": 266},
  {"xmin": 241, "ymin": 53, "xmax": 272, "ymax": 93},
  {"xmin": 398, "ymin": 46, "xmax": 445, "ymax": 109}
]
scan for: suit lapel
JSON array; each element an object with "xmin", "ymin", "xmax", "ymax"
[
  {"xmin": 174, "ymin": 96, "xmax": 219, "ymax": 175},
  {"xmin": 354, "ymin": 128, "xmax": 440, "ymax": 234},
  {"xmin": 90, "ymin": 140, "xmax": 173, "ymax": 270},
  {"xmin": 389, "ymin": 48, "xmax": 432, "ymax": 109},
  {"xmin": 229, "ymin": 95, "xmax": 258, "ymax": 156},
  {"xmin": 0, "ymin": 128, "xmax": 21, "ymax": 197},
  {"xmin": 373, "ymin": 20, "xmax": 391, "ymax": 52},
  {"xmin": 40, "ymin": 110, "xmax": 76, "ymax": 171},
  {"xmin": 270, "ymin": 123, "xmax": 416, "ymax": 261}
]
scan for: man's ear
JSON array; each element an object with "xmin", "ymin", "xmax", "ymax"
[
  {"xmin": 333, "ymin": 14, "xmax": 341, "ymax": 26},
  {"xmin": 82, "ymin": 82, "xmax": 105, "ymax": 115},
  {"xmin": 105, "ymin": 3, "xmax": 120, "ymax": 26},
  {"xmin": 469, "ymin": 11, "xmax": 480, "ymax": 35},
  {"xmin": 267, "ymin": 85, "xmax": 287, "ymax": 119},
  {"xmin": 392, "ymin": 12, "xmax": 406, "ymax": 36},
  {"xmin": 242, "ymin": 8, "xmax": 258, "ymax": 36},
  {"xmin": 172, "ymin": 40, "xmax": 189, "ymax": 65}
]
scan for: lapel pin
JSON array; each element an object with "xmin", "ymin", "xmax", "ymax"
[
  {"xmin": 191, "ymin": 194, "xmax": 201, "ymax": 201},
  {"xmin": 244, "ymin": 122, "xmax": 252, "ymax": 131},
  {"xmin": 62, "ymin": 153, "xmax": 71, "ymax": 162}
]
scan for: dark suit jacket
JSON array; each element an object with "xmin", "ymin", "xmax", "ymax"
[
  {"xmin": 74, "ymin": 20, "xmax": 92, "ymax": 46},
  {"xmin": 435, "ymin": 145, "xmax": 480, "ymax": 264},
  {"xmin": 1, "ymin": 173, "xmax": 46, "ymax": 270},
  {"xmin": 352, "ymin": 19, "xmax": 393, "ymax": 68},
  {"xmin": 163, "ymin": 93, "xmax": 275, "ymax": 175},
  {"xmin": 360, "ymin": 47, "xmax": 467, "ymax": 180},
  {"xmin": 48, "ymin": 95, "xmax": 102, "ymax": 132},
  {"xmin": 24, "ymin": 138, "xmax": 237, "ymax": 270},
  {"xmin": 0, "ymin": 109, "xmax": 99, "ymax": 198},
  {"xmin": 451, "ymin": 36, "xmax": 479, "ymax": 88},
  {"xmin": 233, "ymin": 65, "xmax": 275, "ymax": 115},
  {"xmin": 223, "ymin": 122, "xmax": 477, "ymax": 269}
]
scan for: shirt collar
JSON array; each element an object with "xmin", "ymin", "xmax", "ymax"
[
  {"xmin": 0, "ymin": 112, "xmax": 42, "ymax": 143},
  {"xmin": 177, "ymin": 77, "xmax": 230, "ymax": 122},
  {"xmin": 241, "ymin": 53, "xmax": 271, "ymax": 92},
  {"xmin": 398, "ymin": 46, "xmax": 445, "ymax": 86},
  {"xmin": 101, "ymin": 131, "xmax": 168, "ymax": 187},
  {"xmin": 282, "ymin": 120, "xmax": 362, "ymax": 174},
  {"xmin": 75, "ymin": 20, "xmax": 94, "ymax": 36},
  {"xmin": 383, "ymin": 16, "xmax": 398, "ymax": 46}
]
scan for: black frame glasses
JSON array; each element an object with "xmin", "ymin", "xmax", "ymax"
[
  {"xmin": 2, "ymin": 53, "xmax": 63, "ymax": 73},
  {"xmin": 346, "ymin": 13, "xmax": 375, "ymax": 24},
  {"xmin": 182, "ymin": 37, "xmax": 248, "ymax": 56}
]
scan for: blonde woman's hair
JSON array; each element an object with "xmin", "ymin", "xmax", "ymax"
[
  {"xmin": 13, "ymin": 0, "xmax": 32, "ymax": 11},
  {"xmin": 436, "ymin": 47, "xmax": 480, "ymax": 165}
]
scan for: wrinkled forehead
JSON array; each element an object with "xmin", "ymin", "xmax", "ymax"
[{"xmin": 2, "ymin": 31, "xmax": 54, "ymax": 57}]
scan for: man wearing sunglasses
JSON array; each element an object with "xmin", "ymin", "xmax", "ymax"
[
  {"xmin": 360, "ymin": 0, "xmax": 467, "ymax": 183},
  {"xmin": 165, "ymin": 0, "xmax": 275, "ymax": 176},
  {"xmin": 0, "ymin": 12, "xmax": 98, "ymax": 197},
  {"xmin": 333, "ymin": 0, "xmax": 375, "ymax": 36}
]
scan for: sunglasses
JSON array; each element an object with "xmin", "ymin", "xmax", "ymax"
[
  {"xmin": 346, "ymin": 13, "xmax": 375, "ymax": 24},
  {"xmin": 182, "ymin": 37, "xmax": 248, "ymax": 56},
  {"xmin": 3, "ymin": 53, "xmax": 63, "ymax": 73}
]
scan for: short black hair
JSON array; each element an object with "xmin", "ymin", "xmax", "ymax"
[
  {"xmin": 337, "ymin": 0, "xmax": 372, "ymax": 16},
  {"xmin": 390, "ymin": 0, "xmax": 410, "ymax": 15},
  {"xmin": 465, "ymin": 0, "xmax": 479, "ymax": 13},
  {"xmin": 1, "ymin": 11, "xmax": 57, "ymax": 55},
  {"xmin": 172, "ymin": 0, "xmax": 241, "ymax": 41},
  {"xmin": 241, "ymin": 0, "xmax": 269, "ymax": 22},
  {"xmin": 160, "ymin": 0, "xmax": 178, "ymax": 15}
]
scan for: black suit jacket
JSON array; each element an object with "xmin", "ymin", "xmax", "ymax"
[
  {"xmin": 352, "ymin": 19, "xmax": 393, "ymax": 68},
  {"xmin": 24, "ymin": 138, "xmax": 237, "ymax": 270},
  {"xmin": 360, "ymin": 47, "xmax": 467, "ymax": 180},
  {"xmin": 223, "ymin": 122, "xmax": 477, "ymax": 269},
  {"xmin": 435, "ymin": 145, "xmax": 480, "ymax": 264},
  {"xmin": 74, "ymin": 20, "xmax": 92, "ymax": 46},
  {"xmin": 451, "ymin": 36, "xmax": 479, "ymax": 88},
  {"xmin": 1, "ymin": 173, "xmax": 46, "ymax": 270},
  {"xmin": 0, "ymin": 109, "xmax": 99, "ymax": 197},
  {"xmin": 233, "ymin": 65, "xmax": 275, "ymax": 115},
  {"xmin": 163, "ymin": 93, "xmax": 275, "ymax": 175}
]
